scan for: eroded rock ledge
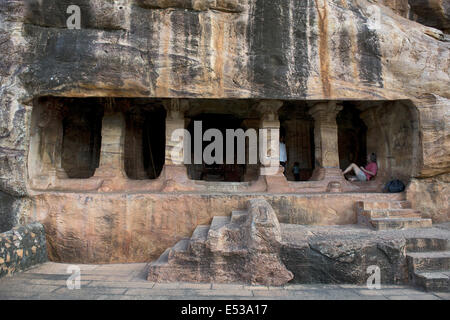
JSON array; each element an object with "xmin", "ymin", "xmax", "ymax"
[
  {"xmin": 136, "ymin": 0, "xmax": 244, "ymax": 12},
  {"xmin": 281, "ymin": 223, "xmax": 450, "ymax": 285}
]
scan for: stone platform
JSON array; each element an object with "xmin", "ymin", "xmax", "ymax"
[
  {"xmin": 281, "ymin": 223, "xmax": 450, "ymax": 290},
  {"xmin": 0, "ymin": 262, "xmax": 448, "ymax": 300},
  {"xmin": 146, "ymin": 195, "xmax": 449, "ymax": 290},
  {"xmin": 33, "ymin": 191, "xmax": 408, "ymax": 264}
]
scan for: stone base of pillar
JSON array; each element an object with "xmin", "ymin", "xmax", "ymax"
[
  {"xmin": 310, "ymin": 167, "xmax": 359, "ymax": 192},
  {"xmin": 310, "ymin": 167, "xmax": 342, "ymax": 181},
  {"xmin": 93, "ymin": 165, "xmax": 128, "ymax": 192},
  {"xmin": 56, "ymin": 168, "xmax": 68, "ymax": 179},
  {"xmin": 47, "ymin": 168, "xmax": 68, "ymax": 180},
  {"xmin": 161, "ymin": 165, "xmax": 196, "ymax": 192},
  {"xmin": 263, "ymin": 166, "xmax": 291, "ymax": 193}
]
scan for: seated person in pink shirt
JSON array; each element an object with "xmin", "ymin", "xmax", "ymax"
[{"xmin": 343, "ymin": 153, "xmax": 378, "ymax": 182}]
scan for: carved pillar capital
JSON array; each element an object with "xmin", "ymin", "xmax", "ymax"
[
  {"xmin": 308, "ymin": 101, "xmax": 343, "ymax": 124},
  {"xmin": 257, "ymin": 100, "xmax": 284, "ymax": 121}
]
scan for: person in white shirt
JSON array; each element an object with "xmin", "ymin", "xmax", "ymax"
[{"xmin": 279, "ymin": 136, "xmax": 287, "ymax": 175}]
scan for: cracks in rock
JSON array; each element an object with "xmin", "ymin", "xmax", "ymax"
[
  {"xmin": 308, "ymin": 242, "xmax": 356, "ymax": 262},
  {"xmin": 135, "ymin": 3, "xmax": 243, "ymax": 14},
  {"xmin": 23, "ymin": 22, "xmax": 127, "ymax": 33}
]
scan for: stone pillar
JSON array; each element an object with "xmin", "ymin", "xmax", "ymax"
[
  {"xmin": 38, "ymin": 102, "xmax": 67, "ymax": 180},
  {"xmin": 308, "ymin": 101, "xmax": 344, "ymax": 182},
  {"xmin": 94, "ymin": 112, "xmax": 127, "ymax": 179},
  {"xmin": 165, "ymin": 99, "xmax": 189, "ymax": 166},
  {"xmin": 258, "ymin": 100, "xmax": 290, "ymax": 193},
  {"xmin": 162, "ymin": 99, "xmax": 193, "ymax": 191}
]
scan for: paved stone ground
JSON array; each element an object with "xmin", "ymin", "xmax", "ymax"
[{"xmin": 0, "ymin": 262, "xmax": 448, "ymax": 300}]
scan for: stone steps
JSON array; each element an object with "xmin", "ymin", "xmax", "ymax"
[
  {"xmin": 168, "ymin": 238, "xmax": 190, "ymax": 261},
  {"xmin": 407, "ymin": 251, "xmax": 450, "ymax": 272},
  {"xmin": 163, "ymin": 214, "xmax": 239, "ymax": 264},
  {"xmin": 360, "ymin": 209, "xmax": 423, "ymax": 219},
  {"xmin": 406, "ymin": 238, "xmax": 450, "ymax": 252},
  {"xmin": 358, "ymin": 200, "xmax": 411, "ymax": 211},
  {"xmin": 150, "ymin": 212, "xmax": 246, "ymax": 280},
  {"xmin": 231, "ymin": 210, "xmax": 248, "ymax": 224},
  {"xmin": 209, "ymin": 216, "xmax": 231, "ymax": 232},
  {"xmin": 148, "ymin": 199, "xmax": 294, "ymax": 285},
  {"xmin": 414, "ymin": 271, "xmax": 450, "ymax": 292},
  {"xmin": 370, "ymin": 217, "xmax": 432, "ymax": 230},
  {"xmin": 153, "ymin": 248, "xmax": 170, "ymax": 266},
  {"xmin": 407, "ymin": 240, "xmax": 450, "ymax": 292},
  {"xmin": 189, "ymin": 225, "xmax": 210, "ymax": 256},
  {"xmin": 356, "ymin": 198, "xmax": 432, "ymax": 230}
]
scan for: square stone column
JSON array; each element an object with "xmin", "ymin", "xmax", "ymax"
[
  {"xmin": 37, "ymin": 101, "xmax": 68, "ymax": 182},
  {"xmin": 258, "ymin": 100, "xmax": 291, "ymax": 193},
  {"xmin": 165, "ymin": 101, "xmax": 188, "ymax": 167},
  {"xmin": 308, "ymin": 101, "xmax": 346, "ymax": 186},
  {"xmin": 94, "ymin": 112, "xmax": 127, "ymax": 180},
  {"xmin": 161, "ymin": 99, "xmax": 194, "ymax": 191}
]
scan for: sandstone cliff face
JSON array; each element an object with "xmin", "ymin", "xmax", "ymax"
[{"xmin": 0, "ymin": 1, "xmax": 449, "ymax": 219}]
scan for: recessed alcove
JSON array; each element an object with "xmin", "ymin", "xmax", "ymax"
[
  {"xmin": 124, "ymin": 104, "xmax": 166, "ymax": 180},
  {"xmin": 61, "ymin": 102, "xmax": 103, "ymax": 179}
]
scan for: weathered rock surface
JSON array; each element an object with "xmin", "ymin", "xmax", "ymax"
[
  {"xmin": 0, "ymin": 0, "xmax": 449, "ymax": 198},
  {"xmin": 281, "ymin": 223, "xmax": 450, "ymax": 285},
  {"xmin": 35, "ymin": 192, "xmax": 409, "ymax": 263},
  {"xmin": 148, "ymin": 199, "xmax": 293, "ymax": 285},
  {"xmin": 0, "ymin": 222, "xmax": 48, "ymax": 278},
  {"xmin": 147, "ymin": 205, "xmax": 450, "ymax": 286},
  {"xmin": 0, "ymin": 192, "xmax": 15, "ymax": 233},
  {"xmin": 409, "ymin": 0, "xmax": 450, "ymax": 33},
  {"xmin": 0, "ymin": 192, "xmax": 32, "ymax": 233},
  {"xmin": 374, "ymin": 0, "xmax": 449, "ymax": 33},
  {"xmin": 407, "ymin": 173, "xmax": 450, "ymax": 223},
  {"xmin": 0, "ymin": 0, "xmax": 448, "ymax": 258}
]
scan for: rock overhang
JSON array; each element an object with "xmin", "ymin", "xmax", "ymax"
[{"xmin": 12, "ymin": 0, "xmax": 448, "ymax": 101}]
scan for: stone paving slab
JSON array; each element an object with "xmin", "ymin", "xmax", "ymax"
[{"xmin": 0, "ymin": 263, "xmax": 447, "ymax": 300}]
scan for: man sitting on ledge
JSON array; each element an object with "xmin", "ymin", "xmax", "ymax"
[{"xmin": 343, "ymin": 153, "xmax": 378, "ymax": 182}]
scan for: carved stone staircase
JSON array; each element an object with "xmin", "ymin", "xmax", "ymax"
[
  {"xmin": 406, "ymin": 238, "xmax": 450, "ymax": 292},
  {"xmin": 147, "ymin": 199, "xmax": 293, "ymax": 286},
  {"xmin": 357, "ymin": 196, "xmax": 432, "ymax": 230}
]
